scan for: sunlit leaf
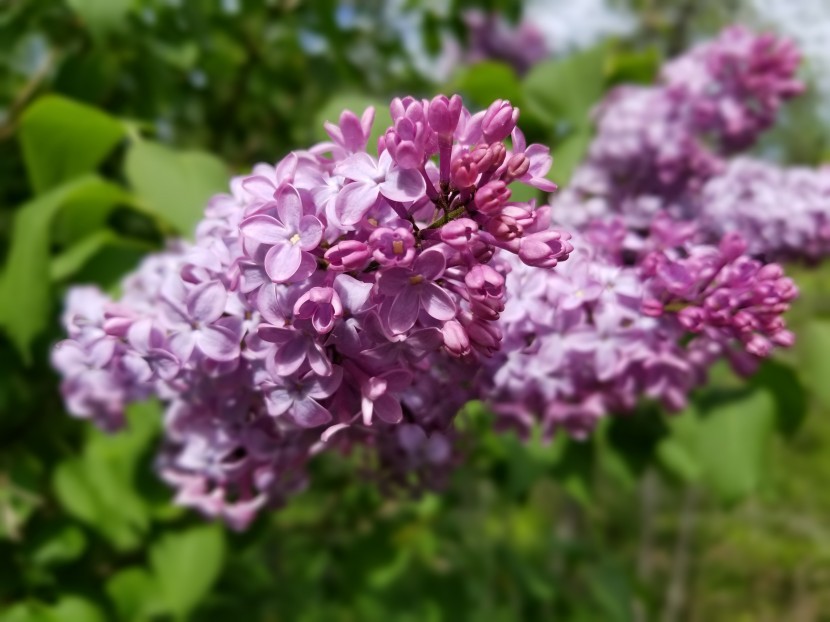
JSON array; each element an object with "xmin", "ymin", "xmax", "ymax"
[
  {"xmin": 125, "ymin": 140, "xmax": 228, "ymax": 237},
  {"xmin": 0, "ymin": 176, "xmax": 123, "ymax": 361},
  {"xmin": 19, "ymin": 96, "xmax": 125, "ymax": 194},
  {"xmin": 150, "ymin": 524, "xmax": 226, "ymax": 619}
]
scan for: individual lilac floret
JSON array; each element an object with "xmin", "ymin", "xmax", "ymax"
[{"xmin": 53, "ymin": 94, "xmax": 570, "ymax": 529}]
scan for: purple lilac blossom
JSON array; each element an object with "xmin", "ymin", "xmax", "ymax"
[
  {"xmin": 53, "ymin": 95, "xmax": 571, "ymax": 529},
  {"xmin": 481, "ymin": 217, "xmax": 797, "ymax": 439},
  {"xmin": 555, "ymin": 26, "xmax": 829, "ymax": 264}
]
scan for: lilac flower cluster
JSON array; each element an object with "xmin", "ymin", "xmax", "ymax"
[
  {"xmin": 53, "ymin": 95, "xmax": 571, "ymax": 528},
  {"xmin": 477, "ymin": 26, "xmax": 804, "ymax": 438},
  {"xmin": 555, "ymin": 26, "xmax": 830, "ymax": 264},
  {"xmin": 699, "ymin": 158, "xmax": 830, "ymax": 261},
  {"xmin": 463, "ymin": 10, "xmax": 549, "ymax": 75},
  {"xmin": 483, "ymin": 217, "xmax": 797, "ymax": 438}
]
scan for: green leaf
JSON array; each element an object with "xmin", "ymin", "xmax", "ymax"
[
  {"xmin": 548, "ymin": 130, "xmax": 592, "ymax": 185},
  {"xmin": 107, "ymin": 567, "xmax": 166, "ymax": 622},
  {"xmin": 697, "ymin": 390, "xmax": 775, "ymax": 502},
  {"xmin": 50, "ymin": 230, "xmax": 155, "ymax": 282},
  {"xmin": 605, "ymin": 47, "xmax": 661, "ymax": 86},
  {"xmin": 453, "ymin": 61, "xmax": 523, "ymax": 109},
  {"xmin": 797, "ymin": 319, "xmax": 830, "ymax": 408},
  {"xmin": 748, "ymin": 358, "xmax": 808, "ymax": 437},
  {"xmin": 46, "ymin": 597, "xmax": 106, "ymax": 622},
  {"xmin": 150, "ymin": 524, "xmax": 226, "ymax": 619},
  {"xmin": 314, "ymin": 94, "xmax": 393, "ymax": 157},
  {"xmin": 523, "ymin": 45, "xmax": 607, "ymax": 129},
  {"xmin": 66, "ymin": 0, "xmax": 132, "ymax": 36},
  {"xmin": 19, "ymin": 96, "xmax": 125, "ymax": 194},
  {"xmin": 28, "ymin": 524, "xmax": 87, "ymax": 567},
  {"xmin": 0, "ymin": 176, "xmax": 124, "ymax": 361},
  {"xmin": 125, "ymin": 140, "xmax": 228, "ymax": 237},
  {"xmin": 0, "ymin": 598, "xmax": 104, "ymax": 622},
  {"xmin": 52, "ymin": 401, "xmax": 161, "ymax": 550}
]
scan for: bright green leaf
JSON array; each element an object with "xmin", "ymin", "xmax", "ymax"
[
  {"xmin": 797, "ymin": 319, "xmax": 830, "ymax": 408},
  {"xmin": 19, "ymin": 96, "xmax": 125, "ymax": 193},
  {"xmin": 453, "ymin": 61, "xmax": 523, "ymax": 109},
  {"xmin": 523, "ymin": 45, "xmax": 607, "ymax": 129},
  {"xmin": 150, "ymin": 524, "xmax": 226, "ymax": 619},
  {"xmin": 697, "ymin": 389, "xmax": 775, "ymax": 503},
  {"xmin": 66, "ymin": 0, "xmax": 131, "ymax": 36},
  {"xmin": 125, "ymin": 140, "xmax": 228, "ymax": 237},
  {"xmin": 548, "ymin": 130, "xmax": 592, "ymax": 185},
  {"xmin": 46, "ymin": 597, "xmax": 106, "ymax": 622},
  {"xmin": 107, "ymin": 567, "xmax": 166, "ymax": 622},
  {"xmin": 0, "ymin": 176, "xmax": 124, "ymax": 361}
]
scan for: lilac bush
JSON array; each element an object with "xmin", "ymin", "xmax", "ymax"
[
  {"xmin": 53, "ymin": 95, "xmax": 571, "ymax": 528},
  {"xmin": 52, "ymin": 28, "xmax": 808, "ymax": 529}
]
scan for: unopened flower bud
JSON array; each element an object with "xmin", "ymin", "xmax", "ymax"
[
  {"xmin": 439, "ymin": 218, "xmax": 479, "ymax": 249},
  {"xmin": 324, "ymin": 240, "xmax": 371, "ymax": 271},
  {"xmin": 474, "ymin": 181, "xmax": 511, "ymax": 214},
  {"xmin": 451, "ymin": 152, "xmax": 478, "ymax": 188},
  {"xmin": 428, "ymin": 94, "xmax": 463, "ymax": 141},
  {"xmin": 505, "ymin": 153, "xmax": 530, "ymax": 180},
  {"xmin": 481, "ymin": 99, "xmax": 519, "ymax": 142}
]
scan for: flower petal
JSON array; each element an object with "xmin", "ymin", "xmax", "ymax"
[
  {"xmin": 298, "ymin": 215, "xmax": 323, "ymax": 250},
  {"xmin": 240, "ymin": 214, "xmax": 291, "ymax": 244},
  {"xmin": 380, "ymin": 167, "xmax": 426, "ymax": 202},
  {"xmin": 335, "ymin": 181, "xmax": 379, "ymax": 227},
  {"xmin": 421, "ymin": 283, "xmax": 456, "ymax": 321},
  {"xmin": 264, "ymin": 243, "xmax": 302, "ymax": 283},
  {"xmin": 187, "ymin": 281, "xmax": 227, "ymax": 324},
  {"xmin": 275, "ymin": 184, "xmax": 303, "ymax": 230},
  {"xmin": 306, "ymin": 365, "xmax": 343, "ymax": 399},
  {"xmin": 290, "ymin": 398, "xmax": 332, "ymax": 428},
  {"xmin": 414, "ymin": 249, "xmax": 446, "ymax": 280},
  {"xmin": 373, "ymin": 393, "xmax": 403, "ymax": 424},
  {"xmin": 333, "ymin": 152, "xmax": 380, "ymax": 183},
  {"xmin": 197, "ymin": 325, "xmax": 241, "ymax": 361},
  {"xmin": 387, "ymin": 289, "xmax": 420, "ymax": 334}
]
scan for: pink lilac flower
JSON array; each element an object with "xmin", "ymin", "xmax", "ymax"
[{"xmin": 53, "ymin": 95, "xmax": 570, "ymax": 529}]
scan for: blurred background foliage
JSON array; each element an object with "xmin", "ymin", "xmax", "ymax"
[{"xmin": 2, "ymin": 0, "xmax": 830, "ymax": 620}]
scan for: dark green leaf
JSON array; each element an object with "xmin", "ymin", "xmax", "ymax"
[
  {"xmin": 748, "ymin": 358, "xmax": 808, "ymax": 437},
  {"xmin": 50, "ymin": 230, "xmax": 155, "ymax": 283},
  {"xmin": 52, "ymin": 401, "xmax": 161, "ymax": 550}
]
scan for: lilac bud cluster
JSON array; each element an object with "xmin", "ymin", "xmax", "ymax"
[
  {"xmin": 53, "ymin": 95, "xmax": 571, "ymax": 528},
  {"xmin": 481, "ymin": 217, "xmax": 797, "ymax": 438},
  {"xmin": 555, "ymin": 27, "xmax": 830, "ymax": 264}
]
